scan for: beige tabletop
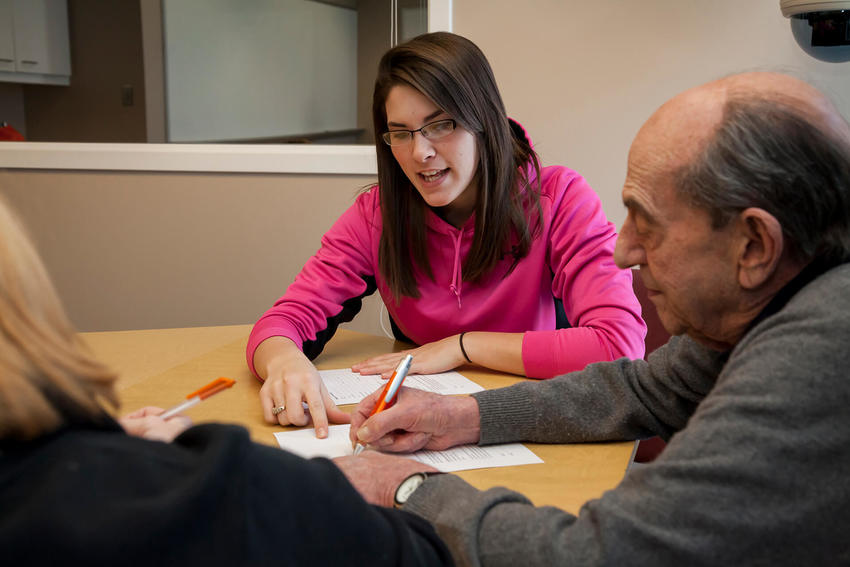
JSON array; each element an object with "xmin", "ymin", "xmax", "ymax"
[{"xmin": 80, "ymin": 325, "xmax": 634, "ymax": 515}]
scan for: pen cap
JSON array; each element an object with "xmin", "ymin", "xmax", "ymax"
[
  {"xmin": 188, "ymin": 377, "xmax": 236, "ymax": 400},
  {"xmin": 384, "ymin": 354, "xmax": 413, "ymax": 404},
  {"xmin": 369, "ymin": 354, "xmax": 413, "ymax": 415}
]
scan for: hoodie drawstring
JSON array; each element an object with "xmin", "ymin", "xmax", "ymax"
[{"xmin": 449, "ymin": 231, "xmax": 463, "ymax": 309}]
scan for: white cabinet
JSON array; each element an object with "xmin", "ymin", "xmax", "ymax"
[
  {"xmin": 0, "ymin": 0, "xmax": 70, "ymax": 85},
  {"xmin": 0, "ymin": 0, "xmax": 16, "ymax": 73}
]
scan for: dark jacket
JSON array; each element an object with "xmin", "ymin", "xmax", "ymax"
[{"xmin": 0, "ymin": 420, "xmax": 452, "ymax": 566}]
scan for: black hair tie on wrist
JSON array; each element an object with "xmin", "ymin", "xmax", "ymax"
[{"xmin": 459, "ymin": 332, "xmax": 472, "ymax": 363}]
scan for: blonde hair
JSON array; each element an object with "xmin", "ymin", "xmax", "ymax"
[{"xmin": 0, "ymin": 195, "xmax": 118, "ymax": 441}]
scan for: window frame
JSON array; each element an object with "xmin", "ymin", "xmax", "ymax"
[{"xmin": 0, "ymin": 0, "xmax": 452, "ymax": 174}]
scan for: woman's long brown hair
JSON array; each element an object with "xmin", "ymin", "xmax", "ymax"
[{"xmin": 372, "ymin": 32, "xmax": 542, "ymax": 301}]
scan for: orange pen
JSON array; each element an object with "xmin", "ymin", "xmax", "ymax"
[
  {"xmin": 159, "ymin": 377, "xmax": 236, "ymax": 419},
  {"xmin": 353, "ymin": 354, "xmax": 413, "ymax": 455}
]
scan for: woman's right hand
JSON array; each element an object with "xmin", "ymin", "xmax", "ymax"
[
  {"xmin": 119, "ymin": 406, "xmax": 192, "ymax": 443},
  {"xmin": 254, "ymin": 336, "xmax": 350, "ymax": 438}
]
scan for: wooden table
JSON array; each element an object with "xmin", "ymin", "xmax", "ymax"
[{"xmin": 81, "ymin": 325, "xmax": 634, "ymax": 515}]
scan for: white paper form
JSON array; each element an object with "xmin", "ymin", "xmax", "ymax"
[
  {"xmin": 319, "ymin": 368, "xmax": 484, "ymax": 406},
  {"xmin": 274, "ymin": 425, "xmax": 543, "ymax": 473}
]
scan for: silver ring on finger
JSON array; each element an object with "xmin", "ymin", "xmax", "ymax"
[{"xmin": 271, "ymin": 405, "xmax": 286, "ymax": 416}]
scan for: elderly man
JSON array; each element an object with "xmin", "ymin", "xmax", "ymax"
[{"xmin": 334, "ymin": 71, "xmax": 850, "ymax": 566}]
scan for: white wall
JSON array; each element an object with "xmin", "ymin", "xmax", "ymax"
[
  {"xmin": 454, "ymin": 0, "xmax": 850, "ymax": 227},
  {"xmin": 163, "ymin": 0, "xmax": 357, "ymax": 142}
]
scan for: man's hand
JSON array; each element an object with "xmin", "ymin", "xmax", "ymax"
[
  {"xmin": 349, "ymin": 387, "xmax": 481, "ymax": 453},
  {"xmin": 119, "ymin": 406, "xmax": 192, "ymax": 442},
  {"xmin": 334, "ymin": 451, "xmax": 438, "ymax": 507}
]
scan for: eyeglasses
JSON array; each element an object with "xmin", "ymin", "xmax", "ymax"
[{"xmin": 381, "ymin": 119, "xmax": 457, "ymax": 146}]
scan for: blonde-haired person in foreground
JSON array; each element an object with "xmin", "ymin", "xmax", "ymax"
[
  {"xmin": 0, "ymin": 197, "xmax": 452, "ymax": 566},
  {"xmin": 0, "ymin": 198, "xmax": 187, "ymax": 442}
]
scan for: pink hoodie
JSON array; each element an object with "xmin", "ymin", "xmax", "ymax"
[{"xmin": 248, "ymin": 158, "xmax": 646, "ymax": 379}]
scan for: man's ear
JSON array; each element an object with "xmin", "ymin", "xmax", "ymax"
[{"xmin": 735, "ymin": 207, "xmax": 784, "ymax": 290}]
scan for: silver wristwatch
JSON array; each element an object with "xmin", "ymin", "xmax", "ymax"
[{"xmin": 394, "ymin": 472, "xmax": 428, "ymax": 508}]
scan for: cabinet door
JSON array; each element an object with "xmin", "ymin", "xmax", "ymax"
[
  {"xmin": 12, "ymin": 0, "xmax": 70, "ymax": 76},
  {"xmin": 0, "ymin": 0, "xmax": 15, "ymax": 72}
]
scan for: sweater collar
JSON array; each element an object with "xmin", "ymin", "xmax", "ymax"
[{"xmin": 748, "ymin": 257, "xmax": 844, "ymax": 332}]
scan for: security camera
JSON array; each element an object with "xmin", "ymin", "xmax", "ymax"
[{"xmin": 781, "ymin": 0, "xmax": 850, "ymax": 62}]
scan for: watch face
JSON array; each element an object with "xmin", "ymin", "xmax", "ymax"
[{"xmin": 395, "ymin": 473, "xmax": 426, "ymax": 506}]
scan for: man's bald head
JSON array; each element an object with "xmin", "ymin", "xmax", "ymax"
[
  {"xmin": 636, "ymin": 72, "xmax": 850, "ymax": 176},
  {"xmin": 720, "ymin": 72, "xmax": 850, "ymax": 140},
  {"xmin": 635, "ymin": 71, "xmax": 850, "ymax": 264}
]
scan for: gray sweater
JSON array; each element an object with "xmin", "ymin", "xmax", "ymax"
[{"xmin": 404, "ymin": 263, "xmax": 850, "ymax": 566}]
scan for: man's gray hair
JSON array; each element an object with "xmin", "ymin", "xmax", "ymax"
[{"xmin": 676, "ymin": 96, "xmax": 850, "ymax": 264}]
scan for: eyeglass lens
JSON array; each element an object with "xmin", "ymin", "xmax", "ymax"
[{"xmin": 383, "ymin": 119, "xmax": 455, "ymax": 145}]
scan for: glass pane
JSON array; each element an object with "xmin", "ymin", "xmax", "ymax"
[
  {"xmin": 6, "ymin": 0, "xmax": 428, "ymax": 144},
  {"xmin": 163, "ymin": 0, "xmax": 428, "ymax": 144}
]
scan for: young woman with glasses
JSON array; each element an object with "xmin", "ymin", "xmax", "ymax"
[{"xmin": 248, "ymin": 32, "xmax": 647, "ymax": 437}]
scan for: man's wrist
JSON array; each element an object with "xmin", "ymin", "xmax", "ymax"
[{"xmin": 450, "ymin": 395, "xmax": 482, "ymax": 445}]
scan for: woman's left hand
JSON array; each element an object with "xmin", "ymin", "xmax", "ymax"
[
  {"xmin": 351, "ymin": 335, "xmax": 466, "ymax": 378},
  {"xmin": 119, "ymin": 406, "xmax": 192, "ymax": 443}
]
